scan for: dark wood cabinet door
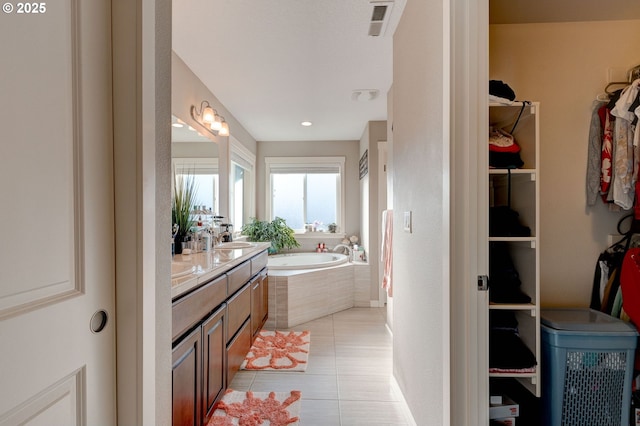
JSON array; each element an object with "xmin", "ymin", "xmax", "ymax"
[
  {"xmin": 172, "ymin": 327, "xmax": 202, "ymax": 426},
  {"xmin": 250, "ymin": 269, "xmax": 269, "ymax": 338},
  {"xmin": 260, "ymin": 270, "xmax": 269, "ymax": 326},
  {"xmin": 202, "ymin": 305, "xmax": 226, "ymax": 424},
  {"xmin": 250, "ymin": 275, "xmax": 262, "ymax": 338}
]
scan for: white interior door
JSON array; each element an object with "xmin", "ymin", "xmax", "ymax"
[{"xmin": 0, "ymin": 1, "xmax": 115, "ymax": 424}]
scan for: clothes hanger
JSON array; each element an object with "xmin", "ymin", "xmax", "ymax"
[{"xmin": 603, "ymin": 64, "xmax": 640, "ymax": 95}]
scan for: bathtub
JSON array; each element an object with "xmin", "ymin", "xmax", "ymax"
[
  {"xmin": 267, "ymin": 252, "xmax": 349, "ymax": 270},
  {"xmin": 266, "ymin": 252, "xmax": 361, "ymax": 328}
]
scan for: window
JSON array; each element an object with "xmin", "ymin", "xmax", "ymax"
[
  {"xmin": 265, "ymin": 157, "xmax": 345, "ymax": 233},
  {"xmin": 172, "ymin": 158, "xmax": 219, "ymax": 214},
  {"xmin": 230, "ymin": 138, "xmax": 255, "ymax": 234}
]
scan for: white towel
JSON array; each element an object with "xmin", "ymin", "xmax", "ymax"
[{"xmin": 381, "ymin": 210, "xmax": 393, "ymax": 297}]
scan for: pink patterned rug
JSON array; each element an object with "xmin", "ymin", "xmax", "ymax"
[
  {"xmin": 241, "ymin": 330, "xmax": 310, "ymax": 372},
  {"xmin": 207, "ymin": 390, "xmax": 301, "ymax": 426}
]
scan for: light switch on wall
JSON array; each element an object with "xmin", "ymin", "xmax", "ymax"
[{"xmin": 403, "ymin": 211, "xmax": 412, "ymax": 233}]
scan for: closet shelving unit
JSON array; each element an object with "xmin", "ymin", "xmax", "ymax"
[{"xmin": 488, "ymin": 101, "xmax": 541, "ymax": 397}]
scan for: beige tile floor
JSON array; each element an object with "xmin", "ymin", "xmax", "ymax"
[{"xmin": 229, "ymin": 307, "xmax": 413, "ymax": 425}]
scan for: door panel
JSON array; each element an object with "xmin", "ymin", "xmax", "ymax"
[
  {"xmin": 0, "ymin": 0, "xmax": 80, "ymax": 317},
  {"xmin": 0, "ymin": 0, "xmax": 115, "ymax": 423}
]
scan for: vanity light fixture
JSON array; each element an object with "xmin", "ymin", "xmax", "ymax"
[{"xmin": 190, "ymin": 100, "xmax": 231, "ymax": 137}]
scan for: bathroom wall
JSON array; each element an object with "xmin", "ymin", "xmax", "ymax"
[
  {"xmin": 172, "ymin": 51, "xmax": 256, "ymax": 153},
  {"xmin": 490, "ymin": 19, "xmax": 640, "ymax": 306},
  {"xmin": 391, "ymin": 0, "xmax": 448, "ymax": 423},
  {"xmin": 172, "ymin": 51, "xmax": 257, "ymax": 218},
  {"xmin": 255, "ymin": 139, "xmax": 362, "ymax": 246}
]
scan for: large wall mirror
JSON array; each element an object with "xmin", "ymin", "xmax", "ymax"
[{"xmin": 171, "ymin": 114, "xmax": 221, "ymax": 216}]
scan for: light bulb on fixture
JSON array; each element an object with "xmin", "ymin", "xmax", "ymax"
[
  {"xmin": 219, "ymin": 120, "xmax": 230, "ymax": 136},
  {"xmin": 210, "ymin": 114, "xmax": 223, "ymax": 131},
  {"xmin": 202, "ymin": 106, "xmax": 215, "ymax": 123}
]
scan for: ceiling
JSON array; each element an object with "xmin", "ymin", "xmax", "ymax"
[
  {"xmin": 172, "ymin": 0, "xmax": 405, "ymax": 142},
  {"xmin": 172, "ymin": 0, "xmax": 640, "ymax": 143}
]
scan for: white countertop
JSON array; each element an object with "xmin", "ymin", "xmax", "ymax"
[{"xmin": 171, "ymin": 242, "xmax": 271, "ymax": 299}]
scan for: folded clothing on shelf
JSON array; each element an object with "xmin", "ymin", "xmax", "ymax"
[
  {"xmin": 489, "ymin": 152, "xmax": 524, "ymax": 169},
  {"xmin": 489, "ymin": 206, "xmax": 531, "ymax": 238},
  {"xmin": 489, "ymin": 242, "xmax": 532, "ymax": 304},
  {"xmin": 489, "ymin": 329, "xmax": 537, "ymax": 370},
  {"xmin": 489, "ymin": 127, "xmax": 521, "ymax": 153}
]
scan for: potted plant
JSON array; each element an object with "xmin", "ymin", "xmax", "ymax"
[
  {"xmin": 172, "ymin": 172, "xmax": 197, "ymax": 254},
  {"xmin": 241, "ymin": 217, "xmax": 300, "ymax": 254}
]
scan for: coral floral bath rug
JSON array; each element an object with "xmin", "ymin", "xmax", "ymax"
[
  {"xmin": 241, "ymin": 330, "xmax": 310, "ymax": 372},
  {"xmin": 207, "ymin": 390, "xmax": 301, "ymax": 426}
]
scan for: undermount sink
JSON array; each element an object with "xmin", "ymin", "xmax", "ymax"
[
  {"xmin": 171, "ymin": 262, "xmax": 195, "ymax": 279},
  {"xmin": 215, "ymin": 241, "xmax": 255, "ymax": 249}
]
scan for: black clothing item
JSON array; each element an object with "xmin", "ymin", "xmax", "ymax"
[
  {"xmin": 489, "ymin": 80, "xmax": 516, "ymax": 101},
  {"xmin": 489, "ymin": 329, "xmax": 537, "ymax": 369},
  {"xmin": 489, "ymin": 206, "xmax": 531, "ymax": 238},
  {"xmin": 489, "ymin": 242, "xmax": 532, "ymax": 304},
  {"xmin": 489, "ymin": 151, "xmax": 524, "ymax": 169}
]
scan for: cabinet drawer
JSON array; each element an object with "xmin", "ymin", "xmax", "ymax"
[
  {"xmin": 226, "ymin": 318, "xmax": 251, "ymax": 387},
  {"xmin": 173, "ymin": 274, "xmax": 227, "ymax": 341},
  {"xmin": 227, "ymin": 261, "xmax": 251, "ymax": 295},
  {"xmin": 250, "ymin": 250, "xmax": 268, "ymax": 277},
  {"xmin": 226, "ymin": 283, "xmax": 251, "ymax": 342}
]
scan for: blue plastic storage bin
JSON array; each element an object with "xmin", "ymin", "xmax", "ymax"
[{"xmin": 541, "ymin": 308, "xmax": 638, "ymax": 426}]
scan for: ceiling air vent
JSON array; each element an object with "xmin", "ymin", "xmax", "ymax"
[{"xmin": 368, "ymin": 1, "xmax": 394, "ymax": 37}]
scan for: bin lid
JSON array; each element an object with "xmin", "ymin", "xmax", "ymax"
[{"xmin": 541, "ymin": 308, "xmax": 638, "ymax": 333}]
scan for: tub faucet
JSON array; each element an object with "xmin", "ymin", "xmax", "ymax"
[{"xmin": 332, "ymin": 244, "xmax": 352, "ymax": 260}]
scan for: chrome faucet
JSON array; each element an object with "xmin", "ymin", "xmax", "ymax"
[
  {"xmin": 332, "ymin": 244, "xmax": 352, "ymax": 260},
  {"xmin": 215, "ymin": 231, "xmax": 232, "ymax": 245}
]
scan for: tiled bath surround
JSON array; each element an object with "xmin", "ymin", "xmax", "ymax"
[{"xmin": 267, "ymin": 262, "xmax": 371, "ymax": 329}]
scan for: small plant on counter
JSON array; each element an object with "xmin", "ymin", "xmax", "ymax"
[
  {"xmin": 241, "ymin": 217, "xmax": 300, "ymax": 254},
  {"xmin": 172, "ymin": 172, "xmax": 198, "ymax": 253}
]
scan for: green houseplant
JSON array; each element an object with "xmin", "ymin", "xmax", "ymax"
[
  {"xmin": 172, "ymin": 172, "xmax": 198, "ymax": 254},
  {"xmin": 241, "ymin": 217, "xmax": 300, "ymax": 254}
]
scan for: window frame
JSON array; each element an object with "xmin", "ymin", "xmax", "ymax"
[
  {"xmin": 265, "ymin": 156, "xmax": 345, "ymax": 235},
  {"xmin": 171, "ymin": 157, "xmax": 220, "ymax": 214},
  {"xmin": 230, "ymin": 137, "xmax": 255, "ymax": 236}
]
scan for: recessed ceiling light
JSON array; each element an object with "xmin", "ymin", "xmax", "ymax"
[
  {"xmin": 172, "ymin": 123, "xmax": 184, "ymax": 128},
  {"xmin": 301, "ymin": 121, "xmax": 313, "ymax": 127}
]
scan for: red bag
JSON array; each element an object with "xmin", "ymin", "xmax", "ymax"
[{"xmin": 621, "ymin": 248, "xmax": 640, "ymax": 325}]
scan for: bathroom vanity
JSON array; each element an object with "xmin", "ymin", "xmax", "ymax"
[{"xmin": 171, "ymin": 242, "xmax": 270, "ymax": 425}]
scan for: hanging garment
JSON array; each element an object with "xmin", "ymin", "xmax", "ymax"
[
  {"xmin": 587, "ymin": 101, "xmax": 606, "ymax": 205},
  {"xmin": 590, "ymin": 231, "xmax": 630, "ymax": 312},
  {"xmin": 611, "ymin": 79, "xmax": 640, "ymax": 124},
  {"xmin": 380, "ymin": 209, "xmax": 393, "ymax": 297},
  {"xmin": 621, "ymin": 247, "xmax": 640, "ymax": 325},
  {"xmin": 599, "ymin": 105, "xmax": 614, "ymax": 199},
  {"xmin": 611, "ymin": 117, "xmax": 635, "ymax": 209}
]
